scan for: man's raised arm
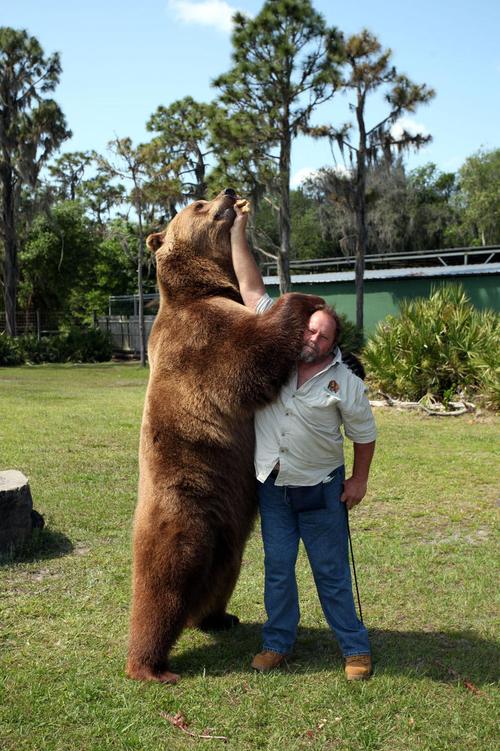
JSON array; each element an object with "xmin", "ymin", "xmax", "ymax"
[{"xmin": 230, "ymin": 200, "xmax": 266, "ymax": 311}]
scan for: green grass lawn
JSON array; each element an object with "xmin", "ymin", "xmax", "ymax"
[{"xmin": 0, "ymin": 363, "xmax": 498, "ymax": 751}]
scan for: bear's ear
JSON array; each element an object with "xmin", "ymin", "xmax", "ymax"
[{"xmin": 146, "ymin": 231, "xmax": 165, "ymax": 253}]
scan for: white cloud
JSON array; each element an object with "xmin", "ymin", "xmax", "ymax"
[
  {"xmin": 390, "ymin": 116, "xmax": 429, "ymax": 142},
  {"xmin": 167, "ymin": 0, "xmax": 241, "ymax": 33},
  {"xmin": 290, "ymin": 167, "xmax": 320, "ymax": 188},
  {"xmin": 332, "ymin": 163, "xmax": 352, "ymax": 178},
  {"xmin": 291, "ymin": 164, "xmax": 353, "ymax": 188}
]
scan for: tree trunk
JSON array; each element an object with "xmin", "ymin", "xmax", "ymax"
[
  {"xmin": 354, "ymin": 90, "xmax": 368, "ymax": 332},
  {"xmin": 277, "ymin": 129, "xmax": 292, "ymax": 294},
  {"xmin": 0, "ymin": 470, "xmax": 34, "ymax": 554},
  {"xmin": 136, "ymin": 210, "xmax": 147, "ymax": 367},
  {"xmin": 354, "ymin": 204, "xmax": 367, "ymax": 332},
  {"xmin": 194, "ymin": 145, "xmax": 206, "ymax": 199},
  {"xmin": 1, "ymin": 164, "xmax": 18, "ymax": 336}
]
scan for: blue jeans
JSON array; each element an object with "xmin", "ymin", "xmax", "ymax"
[{"xmin": 258, "ymin": 466, "xmax": 370, "ymax": 657}]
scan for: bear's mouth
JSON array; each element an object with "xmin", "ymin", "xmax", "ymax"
[{"xmin": 213, "ymin": 206, "xmax": 236, "ymax": 223}]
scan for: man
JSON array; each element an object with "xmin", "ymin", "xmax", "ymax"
[{"xmin": 230, "ymin": 200, "xmax": 376, "ymax": 681}]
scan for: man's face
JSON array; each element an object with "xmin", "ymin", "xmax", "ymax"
[{"xmin": 299, "ymin": 310, "xmax": 337, "ymax": 364}]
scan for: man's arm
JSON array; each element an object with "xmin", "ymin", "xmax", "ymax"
[
  {"xmin": 340, "ymin": 441, "xmax": 376, "ymax": 511},
  {"xmin": 230, "ymin": 200, "xmax": 265, "ymax": 311}
]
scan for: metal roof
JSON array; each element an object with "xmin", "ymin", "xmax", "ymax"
[{"xmin": 263, "ymin": 262, "xmax": 500, "ymax": 285}]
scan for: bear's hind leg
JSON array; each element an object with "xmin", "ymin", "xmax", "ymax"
[
  {"xmin": 197, "ymin": 551, "xmax": 242, "ymax": 632},
  {"xmin": 126, "ymin": 578, "xmax": 187, "ymax": 683},
  {"xmin": 127, "ymin": 521, "xmax": 213, "ymax": 683}
]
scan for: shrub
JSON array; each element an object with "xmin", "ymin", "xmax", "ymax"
[
  {"xmin": 0, "ymin": 332, "xmax": 23, "ymax": 365},
  {"xmin": 337, "ymin": 314, "xmax": 364, "ymax": 353},
  {"xmin": 17, "ymin": 335, "xmax": 62, "ymax": 364},
  {"xmin": 0, "ymin": 327, "xmax": 112, "ymax": 366},
  {"xmin": 55, "ymin": 327, "xmax": 113, "ymax": 363},
  {"xmin": 363, "ymin": 284, "xmax": 500, "ymax": 409}
]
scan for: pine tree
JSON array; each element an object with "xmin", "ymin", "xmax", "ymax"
[
  {"xmin": 0, "ymin": 27, "xmax": 70, "ymax": 335},
  {"xmin": 312, "ymin": 30, "xmax": 434, "ymax": 330},
  {"xmin": 213, "ymin": 0, "xmax": 343, "ymax": 292}
]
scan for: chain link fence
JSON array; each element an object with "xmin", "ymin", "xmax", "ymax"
[
  {"xmin": 0, "ymin": 311, "xmax": 66, "ymax": 337},
  {"xmin": 1, "ymin": 310, "xmax": 156, "ymax": 358},
  {"xmin": 97, "ymin": 316, "xmax": 156, "ymax": 355}
]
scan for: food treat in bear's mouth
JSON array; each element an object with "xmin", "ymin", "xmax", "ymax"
[{"xmin": 235, "ymin": 198, "xmax": 251, "ymax": 214}]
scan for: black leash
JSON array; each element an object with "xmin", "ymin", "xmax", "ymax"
[{"xmin": 345, "ymin": 506, "xmax": 364, "ymax": 624}]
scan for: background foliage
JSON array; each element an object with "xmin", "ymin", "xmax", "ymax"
[
  {"xmin": 363, "ymin": 284, "xmax": 500, "ymax": 409},
  {"xmin": 0, "ymin": 327, "xmax": 112, "ymax": 365},
  {"xmin": 1, "ymin": 14, "xmax": 498, "ymax": 327}
]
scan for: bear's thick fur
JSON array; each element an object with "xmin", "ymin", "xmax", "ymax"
[{"xmin": 126, "ymin": 191, "xmax": 323, "ymax": 683}]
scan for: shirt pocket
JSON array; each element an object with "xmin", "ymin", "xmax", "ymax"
[{"xmin": 297, "ymin": 390, "xmax": 341, "ymax": 431}]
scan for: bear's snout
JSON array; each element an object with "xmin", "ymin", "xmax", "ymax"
[{"xmin": 213, "ymin": 191, "xmax": 237, "ymax": 222}]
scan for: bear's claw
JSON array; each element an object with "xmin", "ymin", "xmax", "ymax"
[{"xmin": 126, "ymin": 663, "xmax": 180, "ymax": 684}]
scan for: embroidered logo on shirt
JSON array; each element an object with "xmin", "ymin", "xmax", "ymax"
[{"xmin": 327, "ymin": 379, "xmax": 340, "ymax": 393}]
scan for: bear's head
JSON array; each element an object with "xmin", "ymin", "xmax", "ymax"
[{"xmin": 147, "ymin": 191, "xmax": 242, "ymax": 304}]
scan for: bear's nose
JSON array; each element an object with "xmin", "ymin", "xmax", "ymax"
[{"xmin": 224, "ymin": 188, "xmax": 237, "ymax": 198}]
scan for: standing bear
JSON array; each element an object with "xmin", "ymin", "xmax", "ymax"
[{"xmin": 126, "ymin": 189, "xmax": 324, "ymax": 683}]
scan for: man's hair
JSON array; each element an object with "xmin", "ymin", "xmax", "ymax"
[
  {"xmin": 310, "ymin": 303, "xmax": 366, "ymax": 378},
  {"xmin": 316, "ymin": 303, "xmax": 342, "ymax": 346},
  {"xmin": 315, "ymin": 303, "xmax": 367, "ymax": 379}
]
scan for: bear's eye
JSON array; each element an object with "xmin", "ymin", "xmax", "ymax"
[{"xmin": 193, "ymin": 201, "xmax": 206, "ymax": 211}]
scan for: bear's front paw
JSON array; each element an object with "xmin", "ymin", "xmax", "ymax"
[{"xmin": 284, "ymin": 292, "xmax": 325, "ymax": 317}]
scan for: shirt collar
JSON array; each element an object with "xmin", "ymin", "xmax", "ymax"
[
  {"xmin": 316, "ymin": 347, "xmax": 342, "ymax": 377},
  {"xmin": 332, "ymin": 345, "xmax": 342, "ymax": 366},
  {"xmin": 292, "ymin": 346, "xmax": 343, "ymax": 386}
]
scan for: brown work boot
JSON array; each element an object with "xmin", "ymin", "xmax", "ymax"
[
  {"xmin": 251, "ymin": 650, "xmax": 288, "ymax": 672},
  {"xmin": 344, "ymin": 654, "xmax": 372, "ymax": 681}
]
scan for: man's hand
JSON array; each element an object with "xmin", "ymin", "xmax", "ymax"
[
  {"xmin": 230, "ymin": 198, "xmax": 251, "ymax": 236},
  {"xmin": 340, "ymin": 476, "xmax": 368, "ymax": 511},
  {"xmin": 341, "ymin": 441, "xmax": 375, "ymax": 510}
]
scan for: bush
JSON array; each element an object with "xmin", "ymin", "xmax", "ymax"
[
  {"xmin": 0, "ymin": 332, "xmax": 23, "ymax": 365},
  {"xmin": 0, "ymin": 327, "xmax": 112, "ymax": 366},
  {"xmin": 17, "ymin": 334, "xmax": 62, "ymax": 364},
  {"xmin": 363, "ymin": 284, "xmax": 500, "ymax": 408},
  {"xmin": 55, "ymin": 327, "xmax": 113, "ymax": 363},
  {"xmin": 337, "ymin": 314, "xmax": 364, "ymax": 353}
]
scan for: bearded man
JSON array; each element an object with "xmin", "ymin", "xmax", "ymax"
[{"xmin": 230, "ymin": 200, "xmax": 376, "ymax": 681}]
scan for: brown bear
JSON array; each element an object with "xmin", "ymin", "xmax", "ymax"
[{"xmin": 126, "ymin": 189, "xmax": 324, "ymax": 684}]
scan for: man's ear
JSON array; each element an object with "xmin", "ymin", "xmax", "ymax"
[{"xmin": 146, "ymin": 231, "xmax": 165, "ymax": 252}]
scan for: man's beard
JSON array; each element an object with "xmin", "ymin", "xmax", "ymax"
[{"xmin": 298, "ymin": 343, "xmax": 319, "ymax": 364}]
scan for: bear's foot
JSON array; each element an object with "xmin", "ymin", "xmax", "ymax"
[
  {"xmin": 126, "ymin": 663, "xmax": 180, "ymax": 684},
  {"xmin": 198, "ymin": 612, "xmax": 240, "ymax": 632}
]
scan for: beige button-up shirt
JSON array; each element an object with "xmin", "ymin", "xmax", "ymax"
[{"xmin": 255, "ymin": 293, "xmax": 377, "ymax": 486}]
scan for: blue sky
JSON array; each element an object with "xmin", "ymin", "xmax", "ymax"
[{"xmin": 3, "ymin": 0, "xmax": 499, "ymax": 186}]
